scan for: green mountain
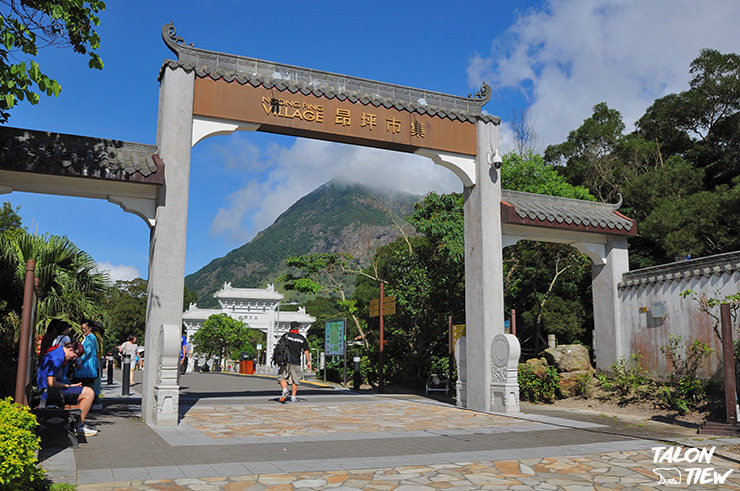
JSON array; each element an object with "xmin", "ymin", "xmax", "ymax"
[{"xmin": 185, "ymin": 179, "xmax": 421, "ymax": 307}]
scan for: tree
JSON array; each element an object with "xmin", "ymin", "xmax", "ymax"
[
  {"xmin": 406, "ymin": 152, "xmax": 597, "ymax": 358},
  {"xmin": 544, "ymin": 102, "xmax": 627, "ymax": 203},
  {"xmin": 0, "ymin": 0, "xmax": 105, "ymax": 122},
  {"xmin": 190, "ymin": 313, "xmax": 261, "ymax": 363},
  {"xmin": 281, "ymin": 253, "xmax": 372, "ymax": 350},
  {"xmin": 637, "ymin": 49, "xmax": 740, "ymax": 187},
  {"xmin": 1, "ymin": 231, "xmax": 108, "ymax": 329},
  {"xmin": 0, "ymin": 201, "xmax": 22, "ymax": 233},
  {"xmin": 103, "ymin": 278, "xmax": 147, "ymax": 347},
  {"xmin": 507, "ymin": 107, "xmax": 539, "ymax": 157}
]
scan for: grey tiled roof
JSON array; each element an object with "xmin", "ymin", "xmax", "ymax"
[
  {"xmin": 620, "ymin": 251, "xmax": 740, "ymax": 289},
  {"xmin": 160, "ymin": 23, "xmax": 500, "ymax": 125},
  {"xmin": 0, "ymin": 126, "xmax": 163, "ymax": 184},
  {"xmin": 501, "ymin": 189, "xmax": 636, "ymax": 235}
]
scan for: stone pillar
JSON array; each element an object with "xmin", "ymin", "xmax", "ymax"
[
  {"xmin": 463, "ymin": 120, "xmax": 504, "ymax": 412},
  {"xmin": 454, "ymin": 336, "xmax": 467, "ymax": 407},
  {"xmin": 591, "ymin": 235, "xmax": 629, "ymax": 371},
  {"xmin": 143, "ymin": 65, "xmax": 194, "ymax": 426},
  {"xmin": 490, "ymin": 333, "xmax": 521, "ymax": 413}
]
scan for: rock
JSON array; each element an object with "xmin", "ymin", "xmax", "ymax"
[
  {"xmin": 525, "ymin": 357, "xmax": 548, "ymax": 378},
  {"xmin": 558, "ymin": 369, "xmax": 593, "ymax": 397},
  {"xmin": 544, "ymin": 344, "xmax": 592, "ymax": 372}
]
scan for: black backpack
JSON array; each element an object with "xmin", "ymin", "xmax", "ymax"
[{"xmin": 272, "ymin": 334, "xmax": 290, "ymax": 366}]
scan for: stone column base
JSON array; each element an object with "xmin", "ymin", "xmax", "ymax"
[
  {"xmin": 456, "ymin": 380, "xmax": 467, "ymax": 408},
  {"xmin": 490, "ymin": 383, "xmax": 520, "ymax": 414},
  {"xmin": 490, "ymin": 333, "xmax": 521, "ymax": 414}
]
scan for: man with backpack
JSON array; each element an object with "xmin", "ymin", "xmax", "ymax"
[{"xmin": 274, "ymin": 321, "xmax": 311, "ymax": 403}]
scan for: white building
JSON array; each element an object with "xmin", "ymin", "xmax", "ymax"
[{"xmin": 182, "ymin": 282, "xmax": 315, "ymax": 368}]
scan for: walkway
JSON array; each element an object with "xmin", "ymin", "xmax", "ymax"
[{"xmin": 39, "ymin": 371, "xmax": 740, "ymax": 490}]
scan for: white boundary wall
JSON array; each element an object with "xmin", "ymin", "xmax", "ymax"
[{"xmin": 618, "ymin": 251, "xmax": 740, "ymax": 379}]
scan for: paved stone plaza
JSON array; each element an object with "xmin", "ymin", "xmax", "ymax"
[{"xmin": 40, "ymin": 372, "xmax": 740, "ymax": 490}]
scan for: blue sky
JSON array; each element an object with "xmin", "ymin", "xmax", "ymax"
[{"xmin": 3, "ymin": 0, "xmax": 738, "ymax": 282}]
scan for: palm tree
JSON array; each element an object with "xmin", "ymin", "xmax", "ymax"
[{"xmin": 1, "ymin": 232, "xmax": 109, "ymax": 332}]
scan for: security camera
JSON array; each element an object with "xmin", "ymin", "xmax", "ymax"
[{"xmin": 488, "ymin": 149, "xmax": 503, "ymax": 169}]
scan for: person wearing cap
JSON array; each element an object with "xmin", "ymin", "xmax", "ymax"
[
  {"xmin": 277, "ymin": 321, "xmax": 312, "ymax": 403},
  {"xmin": 37, "ymin": 341, "xmax": 98, "ymax": 436}
]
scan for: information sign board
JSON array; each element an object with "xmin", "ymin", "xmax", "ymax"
[{"xmin": 324, "ymin": 319, "xmax": 346, "ymax": 356}]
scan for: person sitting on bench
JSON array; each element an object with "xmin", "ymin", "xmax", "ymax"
[{"xmin": 37, "ymin": 341, "xmax": 98, "ymax": 436}]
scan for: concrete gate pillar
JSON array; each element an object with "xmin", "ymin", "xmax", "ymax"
[
  {"xmin": 591, "ymin": 235, "xmax": 629, "ymax": 371},
  {"xmin": 143, "ymin": 65, "xmax": 194, "ymax": 425},
  {"xmin": 463, "ymin": 120, "xmax": 504, "ymax": 412}
]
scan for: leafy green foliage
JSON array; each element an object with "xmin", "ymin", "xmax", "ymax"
[
  {"xmin": 103, "ymin": 278, "xmax": 147, "ymax": 347},
  {"xmin": 1, "ymin": 231, "xmax": 108, "ymax": 330},
  {"xmin": 518, "ymin": 363, "xmax": 559, "ymax": 403},
  {"xmin": 603, "ymin": 354, "xmax": 651, "ymax": 401},
  {"xmin": 0, "ymin": 397, "xmax": 45, "ymax": 489},
  {"xmin": 0, "ymin": 202, "xmax": 23, "ymax": 234},
  {"xmin": 185, "ymin": 181, "xmax": 418, "ymax": 308},
  {"xmin": 0, "ymin": 0, "xmax": 106, "ymax": 121},
  {"xmin": 356, "ymin": 235, "xmax": 463, "ymax": 387},
  {"xmin": 573, "ymin": 372, "xmax": 593, "ymax": 398},
  {"xmin": 191, "ymin": 313, "xmax": 263, "ymax": 361},
  {"xmin": 657, "ymin": 336, "xmax": 714, "ymax": 414}
]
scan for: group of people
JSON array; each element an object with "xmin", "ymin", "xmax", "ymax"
[{"xmin": 37, "ymin": 319, "xmax": 105, "ymax": 437}]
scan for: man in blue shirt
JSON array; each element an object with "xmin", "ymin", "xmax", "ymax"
[{"xmin": 37, "ymin": 341, "xmax": 98, "ymax": 436}]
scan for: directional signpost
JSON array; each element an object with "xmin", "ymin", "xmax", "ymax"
[{"xmin": 369, "ymin": 284, "xmax": 395, "ymax": 393}]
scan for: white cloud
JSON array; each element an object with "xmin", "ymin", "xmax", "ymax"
[
  {"xmin": 469, "ymin": 0, "xmax": 740, "ymax": 147},
  {"xmin": 208, "ymin": 136, "xmax": 462, "ymax": 243},
  {"xmin": 96, "ymin": 262, "xmax": 141, "ymax": 283}
]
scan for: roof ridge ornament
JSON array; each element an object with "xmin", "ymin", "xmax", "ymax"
[
  {"xmin": 162, "ymin": 22, "xmax": 192, "ymax": 57},
  {"xmin": 468, "ymin": 83, "xmax": 491, "ymax": 106},
  {"xmin": 611, "ymin": 193, "xmax": 623, "ymax": 210}
]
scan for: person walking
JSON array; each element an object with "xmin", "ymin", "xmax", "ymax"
[
  {"xmin": 119, "ymin": 335, "xmax": 138, "ymax": 386},
  {"xmin": 179, "ymin": 334, "xmax": 189, "ymax": 375},
  {"xmin": 277, "ymin": 321, "xmax": 311, "ymax": 403}
]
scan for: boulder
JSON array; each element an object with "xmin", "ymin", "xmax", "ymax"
[
  {"xmin": 558, "ymin": 369, "xmax": 593, "ymax": 398},
  {"xmin": 525, "ymin": 357, "xmax": 548, "ymax": 378},
  {"xmin": 544, "ymin": 344, "xmax": 592, "ymax": 372}
]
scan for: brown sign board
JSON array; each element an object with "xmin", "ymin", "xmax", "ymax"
[
  {"xmin": 193, "ymin": 78, "xmax": 477, "ymax": 156},
  {"xmin": 452, "ymin": 324, "xmax": 466, "ymax": 349},
  {"xmin": 369, "ymin": 296, "xmax": 396, "ymax": 317}
]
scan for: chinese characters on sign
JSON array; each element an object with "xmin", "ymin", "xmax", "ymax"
[{"xmin": 259, "ymin": 95, "xmax": 427, "ymax": 139}]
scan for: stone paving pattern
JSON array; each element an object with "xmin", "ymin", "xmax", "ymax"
[{"xmin": 42, "ymin": 372, "xmax": 740, "ymax": 490}]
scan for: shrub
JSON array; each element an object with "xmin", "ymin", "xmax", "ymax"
[
  {"xmin": 0, "ymin": 397, "xmax": 45, "ymax": 490},
  {"xmin": 518, "ymin": 363, "xmax": 559, "ymax": 403},
  {"xmin": 573, "ymin": 372, "xmax": 593, "ymax": 398},
  {"xmin": 658, "ymin": 336, "xmax": 714, "ymax": 414},
  {"xmin": 609, "ymin": 353, "xmax": 650, "ymax": 398}
]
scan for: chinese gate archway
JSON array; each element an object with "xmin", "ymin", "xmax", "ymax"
[
  {"xmin": 0, "ymin": 24, "xmax": 635, "ymax": 426},
  {"xmin": 146, "ymin": 23, "xmax": 506, "ymax": 425}
]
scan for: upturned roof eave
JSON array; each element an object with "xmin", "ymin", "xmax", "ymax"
[
  {"xmin": 501, "ymin": 189, "xmax": 637, "ymax": 237},
  {"xmin": 160, "ymin": 23, "xmax": 500, "ymax": 125}
]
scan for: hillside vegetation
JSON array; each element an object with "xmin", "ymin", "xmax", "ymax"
[{"xmin": 185, "ymin": 180, "xmax": 420, "ymax": 307}]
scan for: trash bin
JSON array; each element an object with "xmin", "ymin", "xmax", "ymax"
[
  {"xmin": 245, "ymin": 360, "xmax": 254, "ymax": 374},
  {"xmin": 239, "ymin": 352, "xmax": 254, "ymax": 374}
]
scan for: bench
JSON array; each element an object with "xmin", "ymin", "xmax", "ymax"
[
  {"xmin": 30, "ymin": 388, "xmax": 81, "ymax": 449},
  {"xmin": 425, "ymin": 373, "xmax": 449, "ymax": 395}
]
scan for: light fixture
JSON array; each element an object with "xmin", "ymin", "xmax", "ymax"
[{"xmin": 488, "ymin": 149, "xmax": 503, "ymax": 169}]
